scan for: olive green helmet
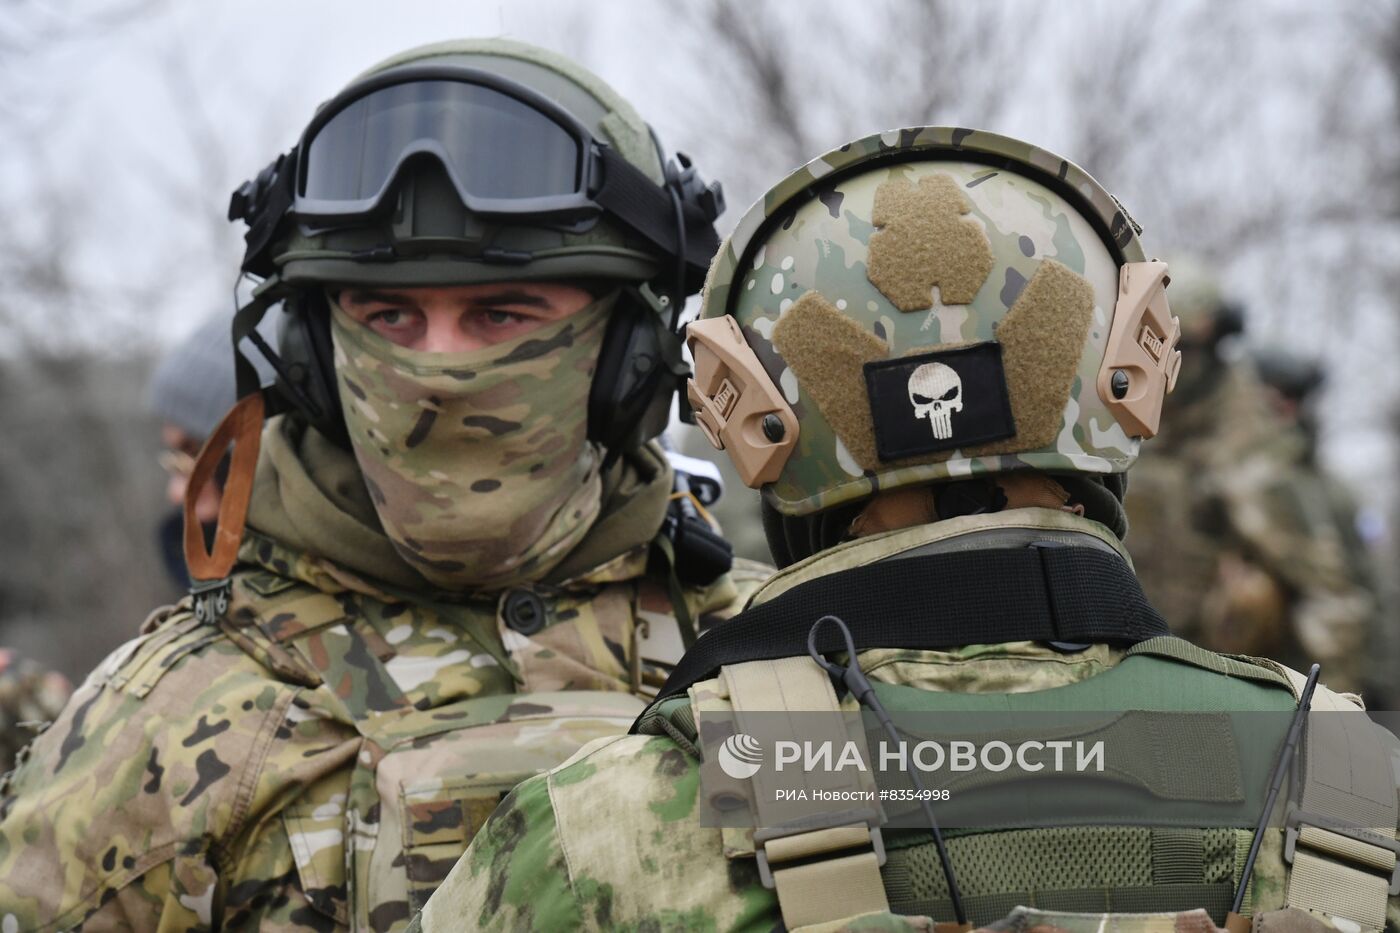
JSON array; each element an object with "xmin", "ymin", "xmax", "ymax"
[
  {"xmin": 260, "ymin": 39, "xmax": 678, "ymax": 289},
  {"xmin": 227, "ymin": 38, "xmax": 723, "ymax": 455},
  {"xmin": 687, "ymin": 127, "xmax": 1181, "ymax": 519}
]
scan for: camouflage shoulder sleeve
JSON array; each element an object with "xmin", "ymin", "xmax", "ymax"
[
  {"xmin": 0, "ymin": 606, "xmax": 300, "ymax": 930},
  {"xmin": 421, "ymin": 731, "xmax": 772, "ymax": 930},
  {"xmin": 690, "ymin": 556, "xmax": 774, "ymax": 627},
  {"xmin": 415, "ymin": 754, "xmax": 586, "ymax": 932}
]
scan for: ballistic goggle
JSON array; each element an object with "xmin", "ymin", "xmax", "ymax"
[{"xmin": 229, "ymin": 64, "xmax": 724, "ymax": 287}]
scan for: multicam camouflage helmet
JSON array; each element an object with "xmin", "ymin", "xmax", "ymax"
[
  {"xmin": 688, "ymin": 127, "xmax": 1182, "ymax": 517},
  {"xmin": 267, "ymin": 38, "xmax": 670, "ymax": 289}
]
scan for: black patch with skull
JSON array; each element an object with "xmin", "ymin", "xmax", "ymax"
[{"xmin": 863, "ymin": 341, "xmax": 1016, "ymax": 459}]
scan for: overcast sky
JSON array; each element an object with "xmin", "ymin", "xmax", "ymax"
[{"xmin": 3, "ymin": 0, "xmax": 1396, "ymax": 503}]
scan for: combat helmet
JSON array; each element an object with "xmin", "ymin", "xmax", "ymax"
[
  {"xmin": 226, "ymin": 38, "xmax": 724, "ymax": 456},
  {"xmin": 686, "ymin": 128, "xmax": 1181, "ymax": 559}
]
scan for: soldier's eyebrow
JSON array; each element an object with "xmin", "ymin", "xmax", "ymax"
[
  {"xmin": 464, "ymin": 290, "xmax": 553, "ymax": 309},
  {"xmin": 341, "ymin": 288, "xmax": 416, "ymax": 307}
]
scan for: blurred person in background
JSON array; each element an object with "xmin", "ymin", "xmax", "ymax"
[
  {"xmin": 0, "ymin": 38, "xmax": 766, "ymax": 930},
  {"xmin": 1252, "ymin": 346, "xmax": 1391, "ymax": 706},
  {"xmin": 148, "ymin": 313, "xmax": 278, "ymax": 588},
  {"xmin": 0, "ymin": 649, "xmax": 69, "ymax": 774},
  {"xmin": 1125, "ymin": 260, "xmax": 1376, "ymax": 696}
]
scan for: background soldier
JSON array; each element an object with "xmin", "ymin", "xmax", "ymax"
[
  {"xmin": 149, "ymin": 313, "xmax": 279, "ymax": 588},
  {"xmin": 0, "ymin": 649, "xmax": 69, "ymax": 773},
  {"xmin": 0, "ymin": 39, "xmax": 766, "ymax": 929},
  {"xmin": 1252, "ymin": 346, "xmax": 1390, "ymax": 705},
  {"xmin": 417, "ymin": 128, "xmax": 1397, "ymax": 933},
  {"xmin": 1125, "ymin": 262, "xmax": 1376, "ymax": 696}
]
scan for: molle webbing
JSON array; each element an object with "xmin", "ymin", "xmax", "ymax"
[
  {"xmin": 726, "ymin": 657, "xmax": 891, "ymax": 927},
  {"xmin": 639, "ymin": 545, "xmax": 1167, "ymax": 716},
  {"xmin": 883, "ymin": 827, "xmax": 1246, "ymax": 926}
]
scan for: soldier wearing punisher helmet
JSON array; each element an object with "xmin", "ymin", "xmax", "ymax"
[
  {"xmin": 417, "ymin": 129, "xmax": 1400, "ymax": 933},
  {"xmin": 0, "ymin": 39, "xmax": 767, "ymax": 930}
]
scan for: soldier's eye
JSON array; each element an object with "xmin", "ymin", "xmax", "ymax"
[
  {"xmin": 484, "ymin": 309, "xmax": 523, "ymax": 326},
  {"xmin": 370, "ymin": 309, "xmax": 404, "ymax": 326}
]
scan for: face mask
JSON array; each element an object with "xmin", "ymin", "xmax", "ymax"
[{"xmin": 329, "ymin": 292, "xmax": 615, "ymax": 590}]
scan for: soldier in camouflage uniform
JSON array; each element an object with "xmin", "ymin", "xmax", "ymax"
[
  {"xmin": 0, "ymin": 39, "xmax": 767, "ymax": 929},
  {"xmin": 1124, "ymin": 264, "xmax": 1376, "ymax": 694},
  {"xmin": 1251, "ymin": 348, "xmax": 1389, "ymax": 706},
  {"xmin": 418, "ymin": 129, "xmax": 1400, "ymax": 932},
  {"xmin": 0, "ymin": 648, "xmax": 70, "ymax": 773}
]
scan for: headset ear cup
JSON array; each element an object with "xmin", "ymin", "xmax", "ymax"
[
  {"xmin": 274, "ymin": 294, "xmax": 349, "ymax": 447},
  {"xmin": 587, "ymin": 290, "xmax": 683, "ymax": 456}
]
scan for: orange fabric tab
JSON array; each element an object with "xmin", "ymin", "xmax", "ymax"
[{"xmin": 185, "ymin": 393, "xmax": 264, "ymax": 582}]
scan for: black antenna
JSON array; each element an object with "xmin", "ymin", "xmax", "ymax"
[
  {"xmin": 1230, "ymin": 663, "xmax": 1321, "ymax": 920},
  {"xmin": 807, "ymin": 614, "xmax": 968, "ymax": 926}
]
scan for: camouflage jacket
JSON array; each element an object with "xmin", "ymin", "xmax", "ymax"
[
  {"xmin": 1125, "ymin": 363, "xmax": 1377, "ymax": 694},
  {"xmin": 416, "ymin": 508, "xmax": 1398, "ymax": 933},
  {"xmin": 0, "ymin": 417, "xmax": 769, "ymax": 931}
]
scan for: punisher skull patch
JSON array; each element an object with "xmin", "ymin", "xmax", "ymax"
[{"xmin": 863, "ymin": 342, "xmax": 1016, "ymax": 459}]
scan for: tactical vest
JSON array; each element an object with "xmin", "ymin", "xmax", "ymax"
[
  {"xmin": 644, "ymin": 638, "xmax": 1400, "ymax": 932},
  {"xmin": 217, "ymin": 558, "xmax": 693, "ymax": 931}
]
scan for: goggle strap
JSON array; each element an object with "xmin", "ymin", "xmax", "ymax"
[
  {"xmin": 594, "ymin": 147, "xmax": 719, "ymax": 291},
  {"xmin": 239, "ymin": 149, "xmax": 296, "ymax": 276},
  {"xmin": 231, "ymin": 293, "xmax": 277, "ymax": 400}
]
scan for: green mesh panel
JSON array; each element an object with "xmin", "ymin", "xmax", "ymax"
[{"xmin": 884, "ymin": 826, "xmax": 1250, "ymax": 925}]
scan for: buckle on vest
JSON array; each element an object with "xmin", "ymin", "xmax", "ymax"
[
  {"xmin": 1284, "ymin": 804, "xmax": 1400, "ymax": 895},
  {"xmin": 753, "ymin": 812, "xmax": 886, "ymax": 890},
  {"xmin": 191, "ymin": 577, "xmax": 232, "ymax": 624}
]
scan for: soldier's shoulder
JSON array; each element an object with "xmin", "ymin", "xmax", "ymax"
[
  {"xmin": 2, "ymin": 597, "xmax": 300, "ymax": 805},
  {"xmin": 77, "ymin": 575, "xmax": 316, "ymax": 711},
  {"xmin": 0, "ymin": 596, "xmax": 306, "ymax": 926},
  {"xmin": 673, "ymin": 555, "xmax": 776, "ymax": 625},
  {"xmin": 431, "ymin": 730, "xmax": 741, "ymax": 931},
  {"xmin": 526, "ymin": 730, "xmax": 699, "ymax": 822},
  {"xmin": 729, "ymin": 556, "xmax": 777, "ymax": 591}
]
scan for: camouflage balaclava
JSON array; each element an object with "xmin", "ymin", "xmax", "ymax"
[{"xmin": 329, "ymin": 292, "xmax": 615, "ymax": 589}]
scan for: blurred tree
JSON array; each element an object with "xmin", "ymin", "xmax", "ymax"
[{"xmin": 0, "ymin": 0, "xmax": 189, "ymax": 681}]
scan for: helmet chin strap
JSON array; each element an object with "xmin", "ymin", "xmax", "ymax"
[{"xmin": 183, "ymin": 392, "xmax": 264, "ymax": 622}]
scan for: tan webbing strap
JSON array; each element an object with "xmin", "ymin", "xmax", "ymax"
[
  {"xmin": 768, "ymin": 849, "xmax": 888, "ymax": 930},
  {"xmin": 1254, "ymin": 661, "xmax": 1400, "ymax": 930},
  {"xmin": 1286, "ymin": 851, "xmax": 1389, "ymax": 931},
  {"xmin": 1296, "ymin": 825, "xmax": 1397, "ymax": 874},
  {"xmin": 723, "ymin": 657, "xmax": 890, "ymax": 928}
]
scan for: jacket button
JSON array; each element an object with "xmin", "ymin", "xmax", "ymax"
[{"xmin": 502, "ymin": 589, "xmax": 547, "ymax": 635}]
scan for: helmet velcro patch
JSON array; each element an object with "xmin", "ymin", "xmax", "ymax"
[
  {"xmin": 771, "ymin": 291, "xmax": 889, "ymax": 468},
  {"xmin": 984, "ymin": 258, "xmax": 1096, "ymax": 455},
  {"xmin": 770, "ymin": 258, "xmax": 1095, "ymax": 472},
  {"xmin": 867, "ymin": 173, "xmax": 994, "ymax": 310}
]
